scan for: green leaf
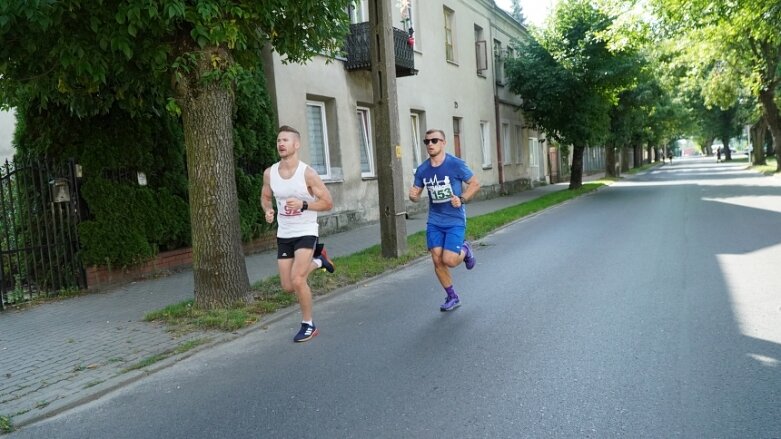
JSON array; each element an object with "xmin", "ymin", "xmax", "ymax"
[{"xmin": 119, "ymin": 42, "xmax": 132, "ymax": 60}]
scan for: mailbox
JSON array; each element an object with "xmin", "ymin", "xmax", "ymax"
[{"xmin": 50, "ymin": 178, "xmax": 71, "ymax": 203}]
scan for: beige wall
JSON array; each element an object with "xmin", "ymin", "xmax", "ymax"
[{"xmin": 262, "ymin": 0, "xmax": 544, "ymax": 226}]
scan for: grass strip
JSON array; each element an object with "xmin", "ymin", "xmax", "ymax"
[{"xmin": 750, "ymin": 156, "xmax": 777, "ymax": 175}]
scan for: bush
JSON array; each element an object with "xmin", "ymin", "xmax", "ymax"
[
  {"xmin": 12, "ymin": 62, "xmax": 277, "ymax": 267},
  {"xmin": 78, "ymin": 179, "xmax": 190, "ymax": 266}
]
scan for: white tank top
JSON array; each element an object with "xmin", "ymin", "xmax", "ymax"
[{"xmin": 270, "ymin": 161, "xmax": 318, "ymax": 238}]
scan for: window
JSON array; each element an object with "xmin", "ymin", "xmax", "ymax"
[
  {"xmin": 529, "ymin": 137, "xmax": 539, "ymax": 167},
  {"xmin": 349, "ymin": 0, "xmax": 368, "ymax": 24},
  {"xmin": 475, "ymin": 25, "xmax": 487, "ymax": 75},
  {"xmin": 306, "ymin": 101, "xmax": 331, "ymax": 178},
  {"xmin": 410, "ymin": 113, "xmax": 423, "ymax": 170},
  {"xmin": 480, "ymin": 121, "xmax": 491, "ymax": 168},
  {"xmin": 502, "ymin": 123, "xmax": 511, "ymax": 165},
  {"xmin": 514, "ymin": 125, "xmax": 524, "ymax": 164},
  {"xmin": 410, "ymin": 0, "xmax": 421, "ymax": 50},
  {"xmin": 494, "ymin": 40, "xmax": 504, "ymax": 84},
  {"xmin": 357, "ymin": 107, "xmax": 375, "ymax": 178},
  {"xmin": 444, "ymin": 7, "xmax": 456, "ymax": 62},
  {"xmin": 529, "ymin": 137, "xmax": 543, "ymax": 180}
]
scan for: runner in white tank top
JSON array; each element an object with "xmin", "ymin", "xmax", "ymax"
[
  {"xmin": 261, "ymin": 125, "xmax": 335, "ymax": 343},
  {"xmin": 270, "ymin": 161, "xmax": 318, "ymax": 239}
]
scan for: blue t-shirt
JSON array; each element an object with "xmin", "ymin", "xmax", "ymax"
[{"xmin": 413, "ymin": 153, "xmax": 474, "ymax": 227}]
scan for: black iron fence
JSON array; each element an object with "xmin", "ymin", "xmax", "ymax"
[{"xmin": 0, "ymin": 158, "xmax": 85, "ymax": 310}]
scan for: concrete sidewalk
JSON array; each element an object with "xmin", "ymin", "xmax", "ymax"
[{"xmin": 0, "ymin": 174, "xmax": 605, "ymax": 429}]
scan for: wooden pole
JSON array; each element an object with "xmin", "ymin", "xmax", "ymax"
[{"xmin": 369, "ymin": 0, "xmax": 407, "ymax": 257}]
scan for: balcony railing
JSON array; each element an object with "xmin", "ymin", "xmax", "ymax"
[{"xmin": 344, "ymin": 22, "xmax": 417, "ymax": 77}]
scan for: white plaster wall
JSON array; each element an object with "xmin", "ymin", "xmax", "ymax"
[{"xmin": 0, "ymin": 109, "xmax": 16, "ymax": 162}]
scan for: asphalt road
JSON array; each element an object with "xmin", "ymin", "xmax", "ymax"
[{"xmin": 10, "ymin": 156, "xmax": 781, "ymax": 438}]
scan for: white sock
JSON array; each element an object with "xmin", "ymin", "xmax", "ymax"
[
  {"xmin": 313, "ymin": 258, "xmax": 323, "ymax": 268},
  {"xmin": 302, "ymin": 320, "xmax": 313, "ymax": 326}
]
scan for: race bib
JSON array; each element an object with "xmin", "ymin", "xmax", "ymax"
[{"xmin": 426, "ymin": 176, "xmax": 454, "ymax": 204}]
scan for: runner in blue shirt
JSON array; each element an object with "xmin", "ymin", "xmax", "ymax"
[{"xmin": 409, "ymin": 129, "xmax": 480, "ymax": 311}]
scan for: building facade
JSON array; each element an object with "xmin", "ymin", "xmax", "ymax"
[{"xmin": 261, "ymin": 0, "xmax": 546, "ymax": 228}]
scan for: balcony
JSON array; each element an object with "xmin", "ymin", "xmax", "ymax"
[{"xmin": 344, "ymin": 22, "xmax": 417, "ymax": 77}]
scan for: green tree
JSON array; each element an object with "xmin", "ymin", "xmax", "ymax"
[
  {"xmin": 506, "ymin": 0, "xmax": 637, "ymax": 189},
  {"xmin": 655, "ymin": 34, "xmax": 754, "ymax": 161},
  {"xmin": 0, "ymin": 1, "xmax": 351, "ymax": 308},
  {"xmin": 606, "ymin": 70, "xmax": 674, "ymax": 174},
  {"xmin": 593, "ymin": 0, "xmax": 687, "ymax": 168},
  {"xmin": 510, "ymin": 0, "xmax": 526, "ymax": 25},
  {"xmin": 647, "ymin": 0, "xmax": 781, "ymax": 171}
]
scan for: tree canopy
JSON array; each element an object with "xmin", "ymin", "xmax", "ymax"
[
  {"xmin": 510, "ymin": 0, "xmax": 526, "ymax": 25},
  {"xmin": 646, "ymin": 0, "xmax": 781, "ymax": 169},
  {"xmin": 0, "ymin": 1, "xmax": 350, "ymax": 114}
]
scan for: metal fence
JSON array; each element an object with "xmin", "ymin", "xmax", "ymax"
[{"xmin": 0, "ymin": 158, "xmax": 85, "ymax": 310}]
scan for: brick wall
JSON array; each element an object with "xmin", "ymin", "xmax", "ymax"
[{"xmin": 85, "ymin": 234, "xmax": 276, "ymax": 290}]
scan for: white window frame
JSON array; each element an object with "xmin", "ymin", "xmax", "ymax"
[
  {"xmin": 349, "ymin": 0, "xmax": 368, "ymax": 24},
  {"xmin": 306, "ymin": 101, "xmax": 331, "ymax": 179},
  {"xmin": 444, "ymin": 7, "xmax": 456, "ymax": 62},
  {"xmin": 502, "ymin": 123, "xmax": 511, "ymax": 165},
  {"xmin": 475, "ymin": 25, "xmax": 487, "ymax": 75},
  {"xmin": 480, "ymin": 121, "xmax": 491, "ymax": 168},
  {"xmin": 357, "ymin": 107, "xmax": 375, "ymax": 178},
  {"xmin": 529, "ymin": 137, "xmax": 540, "ymax": 166},
  {"xmin": 410, "ymin": 113, "xmax": 423, "ymax": 170}
]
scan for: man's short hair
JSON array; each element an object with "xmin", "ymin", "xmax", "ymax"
[
  {"xmin": 425, "ymin": 129, "xmax": 446, "ymax": 140},
  {"xmin": 278, "ymin": 125, "xmax": 300, "ymax": 138}
]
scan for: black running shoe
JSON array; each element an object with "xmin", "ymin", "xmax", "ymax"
[{"xmin": 318, "ymin": 247, "xmax": 335, "ymax": 273}]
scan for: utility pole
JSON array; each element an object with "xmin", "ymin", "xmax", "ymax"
[{"xmin": 369, "ymin": 0, "xmax": 407, "ymax": 258}]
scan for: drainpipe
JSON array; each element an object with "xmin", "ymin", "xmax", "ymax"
[{"xmin": 495, "ymin": 97, "xmax": 504, "ymax": 193}]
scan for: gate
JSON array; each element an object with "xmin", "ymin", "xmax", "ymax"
[{"xmin": 0, "ymin": 159, "xmax": 85, "ymax": 310}]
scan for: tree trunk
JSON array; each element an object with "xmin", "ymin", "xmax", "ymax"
[
  {"xmin": 620, "ymin": 147, "xmax": 630, "ymax": 172},
  {"xmin": 569, "ymin": 144, "xmax": 585, "ymax": 189},
  {"xmin": 176, "ymin": 44, "xmax": 250, "ymax": 309},
  {"xmin": 633, "ymin": 144, "xmax": 642, "ymax": 168},
  {"xmin": 722, "ymin": 136, "xmax": 732, "ymax": 161},
  {"xmin": 605, "ymin": 145, "xmax": 618, "ymax": 178},
  {"xmin": 751, "ymin": 118, "xmax": 767, "ymax": 165},
  {"xmin": 759, "ymin": 86, "xmax": 781, "ymax": 172},
  {"xmin": 703, "ymin": 138, "xmax": 714, "ymax": 156}
]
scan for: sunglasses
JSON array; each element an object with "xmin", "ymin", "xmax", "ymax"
[{"xmin": 423, "ymin": 138, "xmax": 444, "ymax": 145}]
